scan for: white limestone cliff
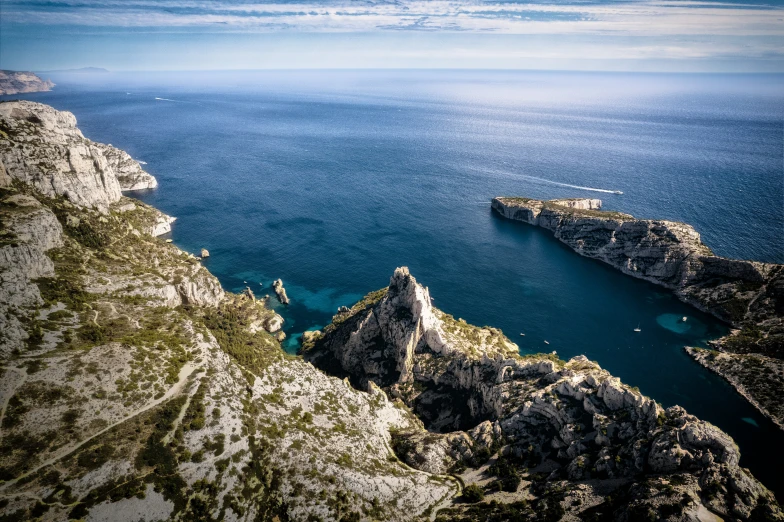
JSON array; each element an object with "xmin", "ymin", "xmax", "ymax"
[{"xmin": 0, "ymin": 101, "xmax": 158, "ymax": 213}]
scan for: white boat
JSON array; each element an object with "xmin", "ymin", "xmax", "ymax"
[
  {"xmin": 519, "ymin": 333, "xmax": 525, "ymax": 336},
  {"xmin": 544, "ymin": 340, "xmax": 550, "ymax": 345},
  {"xmin": 682, "ymin": 316, "xmax": 688, "ymax": 322},
  {"xmin": 613, "ymin": 190, "xmax": 623, "ymax": 195},
  {"xmin": 634, "ymin": 323, "xmax": 641, "ymax": 332}
]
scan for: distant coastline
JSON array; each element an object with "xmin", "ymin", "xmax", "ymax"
[{"xmin": 0, "ymin": 70, "xmax": 54, "ymax": 96}]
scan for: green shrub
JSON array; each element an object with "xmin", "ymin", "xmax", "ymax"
[{"xmin": 462, "ymin": 484, "xmax": 485, "ymax": 503}]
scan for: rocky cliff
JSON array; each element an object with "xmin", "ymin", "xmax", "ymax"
[
  {"xmin": 492, "ymin": 196, "xmax": 784, "ymax": 430},
  {"xmin": 0, "ymin": 101, "xmax": 457, "ymax": 521},
  {"xmin": 1, "ymin": 100, "xmax": 780, "ymax": 521},
  {"xmin": 0, "ymin": 71, "xmax": 54, "ymax": 95},
  {"xmin": 304, "ymin": 268, "xmax": 782, "ymax": 521},
  {"xmin": 0, "ymin": 101, "xmax": 158, "ymax": 212}
]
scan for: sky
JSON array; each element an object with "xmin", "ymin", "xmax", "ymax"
[{"xmin": 1, "ymin": 0, "xmax": 783, "ymax": 72}]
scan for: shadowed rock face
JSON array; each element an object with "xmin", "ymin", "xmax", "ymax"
[
  {"xmin": 305, "ymin": 268, "xmax": 782, "ymax": 521},
  {"xmin": 493, "ymin": 196, "xmax": 784, "ymax": 431},
  {"xmin": 491, "ymin": 196, "xmax": 782, "ymax": 327}
]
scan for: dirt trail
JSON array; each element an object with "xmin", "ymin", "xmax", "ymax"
[{"xmin": 0, "ymin": 361, "xmax": 201, "ymax": 492}]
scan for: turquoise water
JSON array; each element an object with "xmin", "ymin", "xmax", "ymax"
[{"xmin": 6, "ymin": 70, "xmax": 782, "ymax": 496}]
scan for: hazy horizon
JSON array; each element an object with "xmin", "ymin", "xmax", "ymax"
[{"xmin": 2, "ymin": 0, "xmax": 783, "ymax": 73}]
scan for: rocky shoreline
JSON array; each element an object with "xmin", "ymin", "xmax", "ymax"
[
  {"xmin": 0, "ymin": 101, "xmax": 780, "ymax": 520},
  {"xmin": 687, "ymin": 347, "xmax": 784, "ymax": 431},
  {"xmin": 492, "ymin": 196, "xmax": 784, "ymax": 431}
]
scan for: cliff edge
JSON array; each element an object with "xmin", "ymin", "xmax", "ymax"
[
  {"xmin": 304, "ymin": 267, "xmax": 782, "ymax": 521},
  {"xmin": 492, "ymin": 196, "xmax": 784, "ymax": 431},
  {"xmin": 0, "ymin": 101, "xmax": 456, "ymax": 521}
]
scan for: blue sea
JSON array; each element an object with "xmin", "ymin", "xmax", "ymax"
[{"xmin": 7, "ymin": 70, "xmax": 783, "ymax": 496}]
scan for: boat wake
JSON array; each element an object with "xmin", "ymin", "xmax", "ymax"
[
  {"xmin": 154, "ymin": 97, "xmax": 179, "ymax": 102},
  {"xmin": 518, "ymin": 174, "xmax": 623, "ymax": 195}
]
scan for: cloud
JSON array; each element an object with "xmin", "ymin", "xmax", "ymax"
[
  {"xmin": 1, "ymin": 0, "xmax": 781, "ymax": 70},
  {"xmin": 1, "ymin": 0, "xmax": 782, "ymax": 38}
]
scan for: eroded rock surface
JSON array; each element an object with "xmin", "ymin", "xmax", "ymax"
[
  {"xmin": 0, "ymin": 101, "xmax": 457, "ymax": 521},
  {"xmin": 0, "ymin": 101, "xmax": 157, "ymax": 212},
  {"xmin": 304, "ymin": 267, "xmax": 782, "ymax": 521},
  {"xmin": 493, "ymin": 196, "xmax": 784, "ymax": 430}
]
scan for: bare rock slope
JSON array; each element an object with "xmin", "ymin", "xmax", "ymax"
[
  {"xmin": 0, "ymin": 101, "xmax": 456, "ymax": 521},
  {"xmin": 492, "ymin": 196, "xmax": 784, "ymax": 430},
  {"xmin": 304, "ymin": 267, "xmax": 782, "ymax": 521}
]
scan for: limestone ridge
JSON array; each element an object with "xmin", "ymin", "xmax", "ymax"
[
  {"xmin": 0, "ymin": 101, "xmax": 458, "ymax": 521},
  {"xmin": 492, "ymin": 196, "xmax": 784, "ymax": 430},
  {"xmin": 304, "ymin": 268, "xmax": 782, "ymax": 521},
  {"xmin": 0, "ymin": 100, "xmax": 158, "ymax": 212},
  {"xmin": 1, "ymin": 99, "xmax": 779, "ymax": 521},
  {"xmin": 0, "ymin": 71, "xmax": 54, "ymax": 96}
]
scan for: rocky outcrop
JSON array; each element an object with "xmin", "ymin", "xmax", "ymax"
[
  {"xmin": 149, "ymin": 212, "xmax": 175, "ymax": 237},
  {"xmin": 305, "ymin": 268, "xmax": 782, "ymax": 521},
  {"xmin": 93, "ymin": 142, "xmax": 157, "ymax": 191},
  {"xmin": 0, "ymin": 102, "xmax": 462, "ymax": 522},
  {"xmin": 493, "ymin": 196, "xmax": 784, "ymax": 429},
  {"xmin": 0, "ymin": 71, "xmax": 54, "ymax": 95},
  {"xmin": 273, "ymin": 278, "xmax": 290, "ymax": 305},
  {"xmin": 0, "ymin": 101, "xmax": 157, "ymax": 213}
]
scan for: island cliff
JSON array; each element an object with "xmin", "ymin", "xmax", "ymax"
[
  {"xmin": 0, "ymin": 71, "xmax": 55, "ymax": 96},
  {"xmin": 0, "ymin": 101, "xmax": 780, "ymax": 521},
  {"xmin": 492, "ymin": 196, "xmax": 784, "ymax": 431}
]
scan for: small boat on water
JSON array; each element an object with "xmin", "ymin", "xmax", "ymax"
[
  {"xmin": 544, "ymin": 340, "xmax": 550, "ymax": 345},
  {"xmin": 634, "ymin": 323, "xmax": 641, "ymax": 332},
  {"xmin": 612, "ymin": 190, "xmax": 623, "ymax": 195},
  {"xmin": 519, "ymin": 333, "xmax": 525, "ymax": 336},
  {"xmin": 682, "ymin": 316, "xmax": 688, "ymax": 322}
]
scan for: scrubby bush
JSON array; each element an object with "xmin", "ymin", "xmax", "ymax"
[{"xmin": 462, "ymin": 484, "xmax": 485, "ymax": 503}]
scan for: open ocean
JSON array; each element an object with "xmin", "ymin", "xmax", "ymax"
[{"xmin": 7, "ymin": 69, "xmax": 783, "ymax": 495}]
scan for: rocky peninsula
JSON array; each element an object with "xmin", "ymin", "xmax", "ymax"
[
  {"xmin": 492, "ymin": 196, "xmax": 784, "ymax": 431},
  {"xmin": 0, "ymin": 101, "xmax": 780, "ymax": 520},
  {"xmin": 0, "ymin": 71, "xmax": 55, "ymax": 95},
  {"xmin": 303, "ymin": 267, "xmax": 781, "ymax": 521}
]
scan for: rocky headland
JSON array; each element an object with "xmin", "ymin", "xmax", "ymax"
[
  {"xmin": 303, "ymin": 267, "xmax": 781, "ymax": 521},
  {"xmin": 0, "ymin": 100, "xmax": 780, "ymax": 521},
  {"xmin": 492, "ymin": 196, "xmax": 784, "ymax": 431},
  {"xmin": 0, "ymin": 71, "xmax": 55, "ymax": 96},
  {"xmin": 0, "ymin": 101, "xmax": 455, "ymax": 521}
]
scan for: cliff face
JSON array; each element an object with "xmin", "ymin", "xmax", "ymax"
[
  {"xmin": 304, "ymin": 268, "xmax": 781, "ymax": 521},
  {"xmin": 0, "ymin": 101, "xmax": 158, "ymax": 212},
  {"xmin": 0, "ymin": 101, "xmax": 456, "ymax": 521},
  {"xmin": 493, "ymin": 196, "xmax": 784, "ymax": 430},
  {"xmin": 2, "ymin": 100, "xmax": 780, "ymax": 522},
  {"xmin": 0, "ymin": 71, "xmax": 54, "ymax": 95}
]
